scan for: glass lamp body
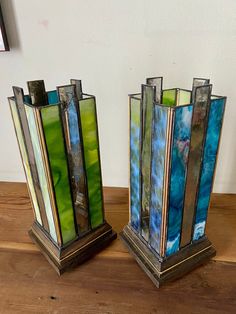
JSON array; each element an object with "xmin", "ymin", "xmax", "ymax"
[
  {"xmin": 9, "ymin": 80, "xmax": 116, "ymax": 274},
  {"xmin": 121, "ymin": 78, "xmax": 226, "ymax": 287}
]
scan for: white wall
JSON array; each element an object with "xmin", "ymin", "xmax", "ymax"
[{"xmin": 0, "ymin": 0, "xmax": 235, "ymax": 192}]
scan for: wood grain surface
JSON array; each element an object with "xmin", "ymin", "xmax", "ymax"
[{"xmin": 0, "ymin": 182, "xmax": 235, "ymax": 313}]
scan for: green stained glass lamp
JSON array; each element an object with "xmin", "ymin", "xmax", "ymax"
[{"xmin": 9, "ymin": 80, "xmax": 116, "ymax": 274}]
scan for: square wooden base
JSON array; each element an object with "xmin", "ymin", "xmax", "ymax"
[
  {"xmin": 120, "ymin": 225, "xmax": 216, "ymax": 288},
  {"xmin": 29, "ymin": 221, "xmax": 117, "ymax": 275}
]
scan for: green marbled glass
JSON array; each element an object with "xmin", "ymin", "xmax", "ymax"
[
  {"xmin": 78, "ymin": 97, "xmax": 104, "ymax": 229},
  {"xmin": 41, "ymin": 105, "xmax": 76, "ymax": 244},
  {"xmin": 162, "ymin": 89, "xmax": 176, "ymax": 106}
]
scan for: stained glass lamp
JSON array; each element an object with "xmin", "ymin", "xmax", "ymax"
[
  {"xmin": 120, "ymin": 77, "xmax": 226, "ymax": 287},
  {"xmin": 9, "ymin": 80, "xmax": 116, "ymax": 274}
]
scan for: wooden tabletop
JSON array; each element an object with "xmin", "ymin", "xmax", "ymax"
[{"xmin": 0, "ymin": 182, "xmax": 235, "ymax": 313}]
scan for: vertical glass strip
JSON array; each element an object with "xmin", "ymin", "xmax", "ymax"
[
  {"xmin": 78, "ymin": 97, "xmax": 104, "ymax": 229},
  {"xmin": 9, "ymin": 99, "xmax": 42, "ymax": 225},
  {"xmin": 12, "ymin": 87, "xmax": 49, "ymax": 231},
  {"xmin": 166, "ymin": 105, "xmax": 193, "ymax": 256},
  {"xmin": 180, "ymin": 85, "xmax": 212, "ymax": 248},
  {"xmin": 162, "ymin": 89, "xmax": 177, "ymax": 106},
  {"xmin": 178, "ymin": 90, "xmax": 191, "ymax": 106},
  {"xmin": 141, "ymin": 85, "xmax": 155, "ymax": 241},
  {"xmin": 27, "ymin": 80, "xmax": 48, "ymax": 106},
  {"xmin": 130, "ymin": 95, "xmax": 141, "ymax": 232},
  {"xmin": 146, "ymin": 77, "xmax": 163, "ymax": 103},
  {"xmin": 192, "ymin": 78, "xmax": 210, "ymax": 102},
  {"xmin": 70, "ymin": 79, "xmax": 83, "ymax": 100},
  {"xmin": 149, "ymin": 105, "xmax": 168, "ymax": 254},
  {"xmin": 58, "ymin": 85, "xmax": 89, "ymax": 234},
  {"xmin": 193, "ymin": 97, "xmax": 226, "ymax": 241},
  {"xmin": 25, "ymin": 105, "xmax": 57, "ymax": 242},
  {"xmin": 41, "ymin": 105, "xmax": 76, "ymax": 244}
]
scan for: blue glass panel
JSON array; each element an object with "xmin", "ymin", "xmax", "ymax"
[
  {"xmin": 47, "ymin": 90, "xmax": 59, "ymax": 104},
  {"xmin": 166, "ymin": 105, "xmax": 193, "ymax": 256},
  {"xmin": 130, "ymin": 96, "xmax": 141, "ymax": 231},
  {"xmin": 149, "ymin": 105, "xmax": 168, "ymax": 254},
  {"xmin": 24, "ymin": 95, "xmax": 31, "ymax": 104},
  {"xmin": 63, "ymin": 92, "xmax": 89, "ymax": 233},
  {"xmin": 193, "ymin": 97, "xmax": 226, "ymax": 240}
]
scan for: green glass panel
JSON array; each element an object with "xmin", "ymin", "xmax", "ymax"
[
  {"xmin": 79, "ymin": 97, "xmax": 104, "ymax": 229},
  {"xmin": 25, "ymin": 105, "xmax": 57, "ymax": 242},
  {"xmin": 162, "ymin": 89, "xmax": 176, "ymax": 106},
  {"xmin": 41, "ymin": 105, "xmax": 76, "ymax": 244},
  {"xmin": 9, "ymin": 99, "xmax": 42, "ymax": 225},
  {"xmin": 178, "ymin": 90, "xmax": 191, "ymax": 106}
]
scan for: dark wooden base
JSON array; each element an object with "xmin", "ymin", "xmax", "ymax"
[
  {"xmin": 120, "ymin": 225, "xmax": 216, "ymax": 288},
  {"xmin": 29, "ymin": 222, "xmax": 117, "ymax": 275}
]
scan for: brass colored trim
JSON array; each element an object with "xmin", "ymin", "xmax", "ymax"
[
  {"xmin": 160, "ymin": 108, "xmax": 174, "ymax": 256},
  {"xmin": 34, "ymin": 109, "xmax": 62, "ymax": 246},
  {"xmin": 61, "ymin": 229, "xmax": 111, "ymax": 262}
]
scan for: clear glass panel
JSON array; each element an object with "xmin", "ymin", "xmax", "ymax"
[
  {"xmin": 146, "ymin": 77, "xmax": 163, "ymax": 103},
  {"xmin": 25, "ymin": 105, "xmax": 57, "ymax": 242},
  {"xmin": 149, "ymin": 105, "xmax": 168, "ymax": 254},
  {"xmin": 9, "ymin": 98, "xmax": 42, "ymax": 225},
  {"xmin": 70, "ymin": 79, "xmax": 83, "ymax": 100},
  {"xmin": 141, "ymin": 85, "xmax": 155, "ymax": 241},
  {"xmin": 193, "ymin": 97, "xmax": 226, "ymax": 241},
  {"xmin": 180, "ymin": 85, "xmax": 212, "ymax": 248},
  {"xmin": 78, "ymin": 97, "xmax": 104, "ymax": 229},
  {"xmin": 41, "ymin": 105, "xmax": 76, "ymax": 244},
  {"xmin": 58, "ymin": 85, "xmax": 89, "ymax": 235},
  {"xmin": 130, "ymin": 96, "xmax": 141, "ymax": 232},
  {"xmin": 192, "ymin": 78, "xmax": 210, "ymax": 102},
  {"xmin": 12, "ymin": 87, "xmax": 48, "ymax": 230},
  {"xmin": 166, "ymin": 105, "xmax": 193, "ymax": 256}
]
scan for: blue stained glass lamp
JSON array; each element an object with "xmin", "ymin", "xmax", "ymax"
[{"xmin": 120, "ymin": 77, "xmax": 226, "ymax": 287}]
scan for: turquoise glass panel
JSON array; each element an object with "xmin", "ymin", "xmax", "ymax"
[
  {"xmin": 149, "ymin": 105, "xmax": 168, "ymax": 254},
  {"xmin": 130, "ymin": 96, "xmax": 141, "ymax": 232},
  {"xmin": 166, "ymin": 105, "xmax": 193, "ymax": 256},
  {"xmin": 47, "ymin": 90, "xmax": 59, "ymax": 104},
  {"xmin": 25, "ymin": 105, "xmax": 57, "ymax": 242},
  {"xmin": 41, "ymin": 105, "xmax": 76, "ymax": 244},
  {"xmin": 79, "ymin": 97, "xmax": 104, "ymax": 229},
  {"xmin": 193, "ymin": 97, "xmax": 226, "ymax": 240},
  {"xmin": 9, "ymin": 99, "xmax": 42, "ymax": 225}
]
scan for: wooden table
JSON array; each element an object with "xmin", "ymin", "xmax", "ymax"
[{"xmin": 0, "ymin": 182, "xmax": 235, "ymax": 313}]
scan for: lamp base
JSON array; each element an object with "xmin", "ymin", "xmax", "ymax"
[
  {"xmin": 120, "ymin": 225, "xmax": 216, "ymax": 288},
  {"xmin": 29, "ymin": 222, "xmax": 117, "ymax": 275}
]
